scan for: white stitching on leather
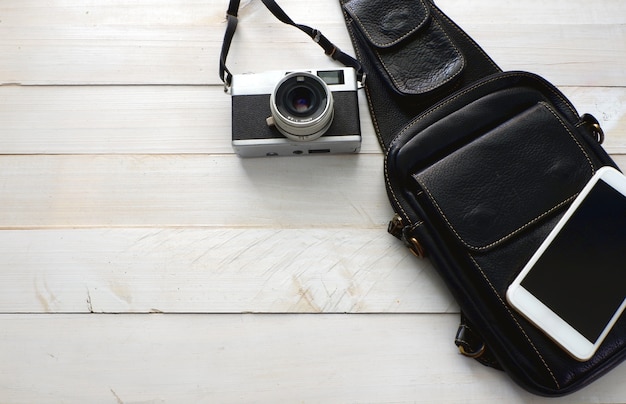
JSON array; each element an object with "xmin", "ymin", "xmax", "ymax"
[
  {"xmin": 385, "ymin": 72, "xmax": 582, "ymax": 234},
  {"xmin": 540, "ymin": 101, "xmax": 595, "ymax": 170},
  {"xmin": 412, "ymin": 102, "xmax": 595, "ymax": 251},
  {"xmin": 374, "ymin": 17, "xmax": 465, "ymax": 95},
  {"xmin": 346, "ymin": 0, "xmax": 465, "ymax": 95},
  {"xmin": 345, "ymin": 0, "xmax": 430, "ymax": 48},
  {"xmin": 340, "ymin": 6, "xmax": 389, "ymax": 153},
  {"xmin": 391, "ymin": 71, "xmax": 579, "ymax": 151},
  {"xmin": 468, "ymin": 254, "xmax": 561, "ymax": 390},
  {"xmin": 417, "ymin": 180, "xmax": 580, "ymax": 251},
  {"xmin": 384, "ymin": 153, "xmax": 411, "ymax": 221}
]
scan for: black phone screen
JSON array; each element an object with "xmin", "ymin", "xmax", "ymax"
[{"xmin": 520, "ymin": 179, "xmax": 626, "ymax": 342}]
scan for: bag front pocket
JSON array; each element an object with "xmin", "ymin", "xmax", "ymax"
[{"xmin": 412, "ymin": 101, "xmax": 595, "ymax": 252}]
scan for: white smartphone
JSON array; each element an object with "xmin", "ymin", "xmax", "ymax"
[{"xmin": 507, "ymin": 166, "xmax": 626, "ymax": 361}]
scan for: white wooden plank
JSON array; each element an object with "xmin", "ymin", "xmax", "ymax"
[
  {"xmin": 437, "ymin": 0, "xmax": 626, "ymax": 24},
  {"xmin": 0, "ymin": 0, "xmax": 354, "ymax": 85},
  {"xmin": 0, "ymin": 85, "xmax": 623, "ymax": 154},
  {"xmin": 0, "ymin": 154, "xmax": 393, "ymax": 228},
  {"xmin": 0, "ymin": 228, "xmax": 452, "ymax": 314},
  {"xmin": 0, "ymin": 1, "xmax": 623, "ymax": 402},
  {"xmin": 1, "ymin": 313, "xmax": 625, "ymax": 403},
  {"xmin": 1, "ymin": 154, "xmax": 624, "ymax": 229},
  {"xmin": 0, "ymin": 85, "xmax": 380, "ymax": 155},
  {"xmin": 561, "ymin": 87, "xmax": 626, "ymax": 154},
  {"xmin": 434, "ymin": 1, "xmax": 626, "ymax": 88},
  {"xmin": 1, "ymin": 156, "xmax": 625, "ymax": 314},
  {"xmin": 0, "ymin": 0, "xmax": 624, "ymax": 86},
  {"xmin": 452, "ymin": 25, "xmax": 626, "ymax": 88}
]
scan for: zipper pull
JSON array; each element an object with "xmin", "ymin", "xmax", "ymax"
[
  {"xmin": 387, "ymin": 213, "xmax": 405, "ymax": 239},
  {"xmin": 388, "ymin": 213, "xmax": 427, "ymax": 258}
]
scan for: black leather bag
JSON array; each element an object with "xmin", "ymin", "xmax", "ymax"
[
  {"xmin": 340, "ymin": 0, "xmax": 626, "ymax": 396},
  {"xmin": 341, "ymin": 0, "xmax": 501, "ymax": 150}
]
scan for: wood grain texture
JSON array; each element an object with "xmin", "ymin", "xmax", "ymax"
[
  {"xmin": 1, "ymin": 314, "xmax": 626, "ymax": 403},
  {"xmin": 0, "ymin": 154, "xmax": 391, "ymax": 227},
  {"xmin": 0, "ymin": 0, "xmax": 625, "ymax": 401},
  {"xmin": 0, "ymin": 155, "xmax": 624, "ymax": 229},
  {"xmin": 0, "ymin": 228, "xmax": 452, "ymax": 314},
  {"xmin": 0, "ymin": 0, "xmax": 624, "ymax": 85},
  {"xmin": 0, "ymin": 85, "xmax": 623, "ymax": 154}
]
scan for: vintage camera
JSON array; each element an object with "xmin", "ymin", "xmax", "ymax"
[{"xmin": 230, "ymin": 67, "xmax": 361, "ymax": 157}]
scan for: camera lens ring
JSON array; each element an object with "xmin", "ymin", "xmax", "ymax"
[{"xmin": 269, "ymin": 72, "xmax": 334, "ymax": 142}]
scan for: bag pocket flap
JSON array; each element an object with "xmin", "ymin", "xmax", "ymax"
[
  {"xmin": 413, "ymin": 102, "xmax": 595, "ymax": 251},
  {"xmin": 344, "ymin": 0, "xmax": 430, "ymax": 48},
  {"xmin": 344, "ymin": 0, "xmax": 464, "ymax": 96}
]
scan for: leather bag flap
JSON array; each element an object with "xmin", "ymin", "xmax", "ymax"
[
  {"xmin": 344, "ymin": 0, "xmax": 430, "ymax": 48},
  {"xmin": 413, "ymin": 102, "xmax": 595, "ymax": 252},
  {"xmin": 344, "ymin": 0, "xmax": 464, "ymax": 96}
]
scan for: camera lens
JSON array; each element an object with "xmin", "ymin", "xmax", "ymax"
[
  {"xmin": 289, "ymin": 88, "xmax": 315, "ymax": 114},
  {"xmin": 269, "ymin": 72, "xmax": 334, "ymax": 142}
]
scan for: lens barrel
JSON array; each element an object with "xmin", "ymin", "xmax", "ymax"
[{"xmin": 269, "ymin": 72, "xmax": 334, "ymax": 141}]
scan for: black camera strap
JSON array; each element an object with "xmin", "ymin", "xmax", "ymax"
[{"xmin": 219, "ymin": 0, "xmax": 365, "ymax": 91}]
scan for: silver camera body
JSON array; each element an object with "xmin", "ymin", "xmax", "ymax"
[{"xmin": 230, "ymin": 67, "xmax": 361, "ymax": 157}]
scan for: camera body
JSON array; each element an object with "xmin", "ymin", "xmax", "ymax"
[{"xmin": 230, "ymin": 67, "xmax": 361, "ymax": 157}]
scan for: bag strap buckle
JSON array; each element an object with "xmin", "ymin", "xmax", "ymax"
[{"xmin": 581, "ymin": 113, "xmax": 605, "ymax": 144}]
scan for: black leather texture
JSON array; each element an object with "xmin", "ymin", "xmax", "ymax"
[
  {"xmin": 385, "ymin": 72, "xmax": 623, "ymax": 396},
  {"xmin": 339, "ymin": 0, "xmax": 626, "ymax": 395},
  {"xmin": 341, "ymin": 0, "xmax": 501, "ymax": 151},
  {"xmin": 344, "ymin": 0, "xmax": 463, "ymax": 96}
]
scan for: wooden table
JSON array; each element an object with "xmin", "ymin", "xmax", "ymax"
[{"xmin": 1, "ymin": 0, "xmax": 624, "ymax": 402}]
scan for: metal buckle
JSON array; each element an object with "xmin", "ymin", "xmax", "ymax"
[
  {"xmin": 312, "ymin": 29, "xmax": 322, "ymax": 43},
  {"xmin": 591, "ymin": 122, "xmax": 605, "ymax": 144},
  {"xmin": 358, "ymin": 73, "xmax": 367, "ymax": 89},
  {"xmin": 408, "ymin": 237, "xmax": 426, "ymax": 258},
  {"xmin": 459, "ymin": 342, "xmax": 486, "ymax": 359},
  {"xmin": 581, "ymin": 113, "xmax": 605, "ymax": 144}
]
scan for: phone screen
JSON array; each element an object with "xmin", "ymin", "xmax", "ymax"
[{"xmin": 520, "ymin": 178, "xmax": 626, "ymax": 342}]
